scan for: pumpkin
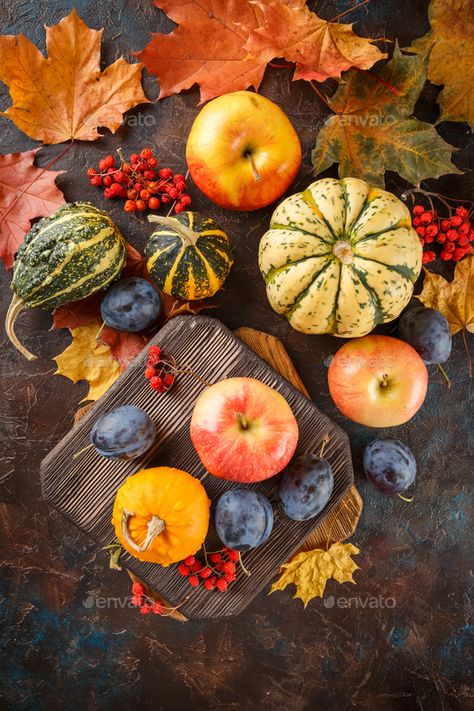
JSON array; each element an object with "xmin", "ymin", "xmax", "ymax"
[
  {"xmin": 259, "ymin": 178, "xmax": 422, "ymax": 338},
  {"xmin": 6, "ymin": 202, "xmax": 127, "ymax": 361},
  {"xmin": 145, "ymin": 211, "xmax": 233, "ymax": 300},
  {"xmin": 112, "ymin": 467, "xmax": 210, "ymax": 566}
]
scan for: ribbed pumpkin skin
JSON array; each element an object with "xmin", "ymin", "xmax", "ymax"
[
  {"xmin": 11, "ymin": 202, "xmax": 127, "ymax": 309},
  {"xmin": 146, "ymin": 211, "xmax": 233, "ymax": 300},
  {"xmin": 259, "ymin": 178, "xmax": 422, "ymax": 338}
]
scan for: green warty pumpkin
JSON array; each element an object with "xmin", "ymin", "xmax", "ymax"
[
  {"xmin": 259, "ymin": 178, "xmax": 422, "ymax": 337},
  {"xmin": 145, "ymin": 211, "xmax": 233, "ymax": 300},
  {"xmin": 7, "ymin": 202, "xmax": 127, "ymax": 360}
]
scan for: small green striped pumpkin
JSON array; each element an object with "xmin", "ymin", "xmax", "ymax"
[
  {"xmin": 7, "ymin": 202, "xmax": 127, "ymax": 360},
  {"xmin": 259, "ymin": 178, "xmax": 422, "ymax": 338},
  {"xmin": 145, "ymin": 212, "xmax": 233, "ymax": 300}
]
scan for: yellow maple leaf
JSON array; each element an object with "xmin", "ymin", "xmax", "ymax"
[
  {"xmin": 418, "ymin": 257, "xmax": 474, "ymax": 335},
  {"xmin": 54, "ymin": 322, "xmax": 121, "ymax": 402},
  {"xmin": 0, "ymin": 10, "xmax": 149, "ymax": 144},
  {"xmin": 409, "ymin": 0, "xmax": 474, "ymax": 127},
  {"xmin": 270, "ymin": 542, "xmax": 359, "ymax": 607}
]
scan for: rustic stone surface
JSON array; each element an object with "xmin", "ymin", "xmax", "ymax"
[{"xmin": 0, "ymin": 0, "xmax": 472, "ymax": 708}]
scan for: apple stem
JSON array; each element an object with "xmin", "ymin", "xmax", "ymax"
[
  {"xmin": 245, "ymin": 152, "xmax": 261, "ymax": 182},
  {"xmin": 437, "ymin": 362, "xmax": 451, "ymax": 388},
  {"xmin": 237, "ymin": 413, "xmax": 248, "ymax": 430},
  {"xmin": 72, "ymin": 442, "xmax": 94, "ymax": 459},
  {"xmin": 318, "ymin": 434, "xmax": 330, "ymax": 458}
]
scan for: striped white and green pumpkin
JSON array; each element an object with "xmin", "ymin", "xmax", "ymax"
[
  {"xmin": 259, "ymin": 178, "xmax": 422, "ymax": 338},
  {"xmin": 7, "ymin": 202, "xmax": 127, "ymax": 360},
  {"xmin": 146, "ymin": 212, "xmax": 233, "ymax": 300}
]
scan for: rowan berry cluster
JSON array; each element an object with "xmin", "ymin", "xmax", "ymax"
[
  {"xmin": 412, "ymin": 204, "xmax": 473, "ymax": 264},
  {"xmin": 130, "ymin": 581, "xmax": 186, "ymax": 616},
  {"xmin": 145, "ymin": 345, "xmax": 175, "ymax": 393},
  {"xmin": 178, "ymin": 549, "xmax": 241, "ymax": 593},
  {"xmin": 86, "ymin": 148, "xmax": 191, "ymax": 214}
]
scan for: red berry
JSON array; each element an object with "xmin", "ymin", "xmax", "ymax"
[
  {"xmin": 420, "ymin": 211, "xmax": 433, "ymax": 225},
  {"xmin": 148, "ymin": 196, "xmax": 160, "ymax": 210},
  {"xmin": 214, "ymin": 561, "xmax": 224, "ymax": 571},
  {"xmin": 224, "ymin": 573, "xmax": 236, "ymax": 582},
  {"xmin": 200, "ymin": 567, "xmax": 212, "ymax": 579},
  {"xmin": 161, "ymin": 194, "xmax": 171, "ymax": 203},
  {"xmin": 445, "ymin": 241, "xmax": 456, "ymax": 252},
  {"xmin": 419, "ymin": 238, "xmax": 425, "ymax": 247},
  {"xmin": 99, "ymin": 155, "xmax": 115, "ymax": 171},
  {"xmin": 109, "ymin": 182, "xmax": 122, "ymax": 195},
  {"xmin": 144, "ymin": 366, "xmax": 155, "ymax": 379},
  {"xmin": 441, "ymin": 219, "xmax": 450, "ymax": 231},
  {"xmin": 226, "ymin": 550, "xmax": 239, "ymax": 562},
  {"xmin": 152, "ymin": 602, "xmax": 164, "ymax": 615},
  {"xmin": 140, "ymin": 148, "xmax": 153, "ymax": 160},
  {"xmin": 453, "ymin": 247, "xmax": 465, "ymax": 260},
  {"xmin": 150, "ymin": 376, "xmax": 163, "ymax": 390},
  {"xmin": 163, "ymin": 372, "xmax": 174, "ymax": 387},
  {"xmin": 102, "ymin": 175, "xmax": 113, "ymax": 186},
  {"xmin": 135, "ymin": 199, "xmax": 146, "ymax": 211},
  {"xmin": 412, "ymin": 217, "xmax": 421, "ymax": 227},
  {"xmin": 174, "ymin": 204, "xmax": 184, "ymax": 214},
  {"xmin": 148, "ymin": 181, "xmax": 160, "ymax": 193},
  {"xmin": 131, "ymin": 595, "xmax": 143, "ymax": 606},
  {"xmin": 456, "ymin": 206, "xmax": 469, "ymax": 219},
  {"xmin": 130, "ymin": 153, "xmax": 140, "ymax": 164},
  {"xmin": 124, "ymin": 200, "xmax": 137, "ymax": 213},
  {"xmin": 132, "ymin": 582, "xmax": 144, "ymax": 595},
  {"xmin": 437, "ymin": 233, "xmax": 446, "ymax": 244},
  {"xmin": 159, "ymin": 168, "xmax": 173, "ymax": 179},
  {"xmin": 90, "ymin": 175, "xmax": 102, "ymax": 186},
  {"xmin": 86, "ymin": 167, "xmax": 96, "ymax": 177},
  {"xmin": 184, "ymin": 555, "xmax": 195, "ymax": 566},
  {"xmin": 178, "ymin": 563, "xmax": 190, "ymax": 576},
  {"xmin": 464, "ymin": 244, "xmax": 473, "ymax": 254},
  {"xmin": 449, "ymin": 215, "xmax": 462, "ymax": 227},
  {"xmin": 140, "ymin": 189, "xmax": 151, "ymax": 202},
  {"xmin": 173, "ymin": 173, "xmax": 185, "ymax": 183},
  {"xmin": 415, "ymin": 226, "xmax": 426, "ymax": 237},
  {"xmin": 114, "ymin": 170, "xmax": 125, "ymax": 183},
  {"xmin": 140, "ymin": 604, "xmax": 152, "ymax": 615},
  {"xmin": 203, "ymin": 579, "xmax": 215, "ymax": 590},
  {"xmin": 458, "ymin": 221, "xmax": 470, "ymax": 235},
  {"xmin": 412, "ymin": 205, "xmax": 424, "ymax": 215},
  {"xmin": 103, "ymin": 188, "xmax": 113, "ymax": 199},
  {"xmin": 223, "ymin": 562, "xmax": 236, "ymax": 574},
  {"xmin": 422, "ymin": 252, "xmax": 430, "ymax": 264},
  {"xmin": 175, "ymin": 181, "xmax": 186, "ymax": 192},
  {"xmin": 134, "ymin": 181, "xmax": 142, "ymax": 191},
  {"xmin": 209, "ymin": 553, "xmax": 221, "ymax": 563},
  {"xmin": 191, "ymin": 560, "xmax": 203, "ymax": 573},
  {"xmin": 425, "ymin": 224, "xmax": 438, "ymax": 238},
  {"xmin": 446, "ymin": 229, "xmax": 458, "ymax": 241},
  {"xmin": 216, "ymin": 579, "xmax": 228, "ymax": 592},
  {"xmin": 424, "ymin": 234, "xmax": 434, "ymax": 244},
  {"xmin": 143, "ymin": 170, "xmax": 155, "ymax": 181},
  {"xmin": 188, "ymin": 575, "xmax": 199, "ymax": 587},
  {"xmin": 147, "ymin": 157, "xmax": 158, "ymax": 168},
  {"xmin": 123, "ymin": 165, "xmax": 132, "ymax": 175},
  {"xmin": 458, "ymin": 235, "xmax": 470, "ymax": 246},
  {"xmin": 180, "ymin": 194, "xmax": 192, "ymax": 206},
  {"xmin": 441, "ymin": 250, "xmax": 452, "ymax": 261},
  {"xmin": 168, "ymin": 187, "xmax": 179, "ymax": 199}
]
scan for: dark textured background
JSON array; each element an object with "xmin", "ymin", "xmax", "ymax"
[{"xmin": 0, "ymin": 1, "xmax": 472, "ymax": 709}]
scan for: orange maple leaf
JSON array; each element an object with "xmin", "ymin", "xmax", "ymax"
[
  {"xmin": 135, "ymin": 0, "xmax": 384, "ymax": 103},
  {"xmin": 0, "ymin": 149, "xmax": 65, "ymax": 270},
  {"xmin": 0, "ymin": 10, "xmax": 149, "ymax": 144}
]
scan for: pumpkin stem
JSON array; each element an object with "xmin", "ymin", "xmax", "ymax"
[
  {"xmin": 121, "ymin": 510, "xmax": 166, "ymax": 552},
  {"xmin": 5, "ymin": 294, "xmax": 38, "ymax": 361},
  {"xmin": 332, "ymin": 240, "xmax": 353, "ymax": 265},
  {"xmin": 148, "ymin": 214, "xmax": 200, "ymax": 247}
]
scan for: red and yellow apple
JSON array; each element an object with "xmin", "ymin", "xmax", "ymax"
[
  {"xmin": 190, "ymin": 377, "xmax": 299, "ymax": 482},
  {"xmin": 186, "ymin": 91, "xmax": 301, "ymax": 211},
  {"xmin": 328, "ymin": 335, "xmax": 428, "ymax": 427}
]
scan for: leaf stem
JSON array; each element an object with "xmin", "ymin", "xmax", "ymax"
[
  {"xmin": 330, "ymin": 0, "xmax": 370, "ymax": 22},
  {"xmin": 462, "ymin": 329, "xmax": 472, "ymax": 379},
  {"xmin": 309, "ymin": 81, "xmax": 333, "ymax": 111}
]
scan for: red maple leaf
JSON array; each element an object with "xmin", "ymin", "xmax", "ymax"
[{"xmin": 0, "ymin": 149, "xmax": 65, "ymax": 270}]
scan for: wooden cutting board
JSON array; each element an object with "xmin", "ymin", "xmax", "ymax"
[{"xmin": 42, "ymin": 316, "xmax": 361, "ymax": 619}]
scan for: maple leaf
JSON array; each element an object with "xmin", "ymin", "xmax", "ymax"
[
  {"xmin": 270, "ymin": 542, "xmax": 359, "ymax": 607},
  {"xmin": 418, "ymin": 257, "xmax": 474, "ymax": 335},
  {"xmin": 312, "ymin": 45, "xmax": 461, "ymax": 187},
  {"xmin": 0, "ymin": 10, "xmax": 149, "ymax": 144},
  {"xmin": 408, "ymin": 0, "xmax": 474, "ymax": 128},
  {"xmin": 53, "ymin": 322, "xmax": 121, "ymax": 402},
  {"xmin": 135, "ymin": 0, "xmax": 384, "ymax": 103},
  {"xmin": 0, "ymin": 149, "xmax": 65, "ymax": 270}
]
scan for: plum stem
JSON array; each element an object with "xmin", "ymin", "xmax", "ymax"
[
  {"xmin": 238, "ymin": 552, "xmax": 251, "ymax": 577},
  {"xmin": 319, "ymin": 434, "xmax": 330, "ymax": 458},
  {"xmin": 398, "ymin": 493, "xmax": 414, "ymax": 503},
  {"xmin": 437, "ymin": 362, "xmax": 451, "ymax": 388},
  {"xmin": 72, "ymin": 442, "xmax": 94, "ymax": 459}
]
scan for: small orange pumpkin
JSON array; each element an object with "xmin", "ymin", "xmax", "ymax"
[{"xmin": 112, "ymin": 467, "xmax": 210, "ymax": 566}]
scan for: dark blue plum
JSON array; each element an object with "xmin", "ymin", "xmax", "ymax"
[
  {"xmin": 363, "ymin": 439, "xmax": 416, "ymax": 495},
  {"xmin": 398, "ymin": 307, "xmax": 452, "ymax": 364},
  {"xmin": 100, "ymin": 277, "xmax": 162, "ymax": 332},
  {"xmin": 91, "ymin": 405, "xmax": 156, "ymax": 460},
  {"xmin": 279, "ymin": 454, "xmax": 334, "ymax": 521},
  {"xmin": 215, "ymin": 489, "xmax": 274, "ymax": 551}
]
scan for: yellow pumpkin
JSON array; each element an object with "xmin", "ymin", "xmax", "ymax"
[{"xmin": 112, "ymin": 467, "xmax": 210, "ymax": 566}]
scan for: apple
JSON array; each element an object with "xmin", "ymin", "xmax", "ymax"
[
  {"xmin": 190, "ymin": 377, "xmax": 298, "ymax": 482},
  {"xmin": 186, "ymin": 91, "xmax": 301, "ymax": 211},
  {"xmin": 328, "ymin": 335, "xmax": 428, "ymax": 427}
]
